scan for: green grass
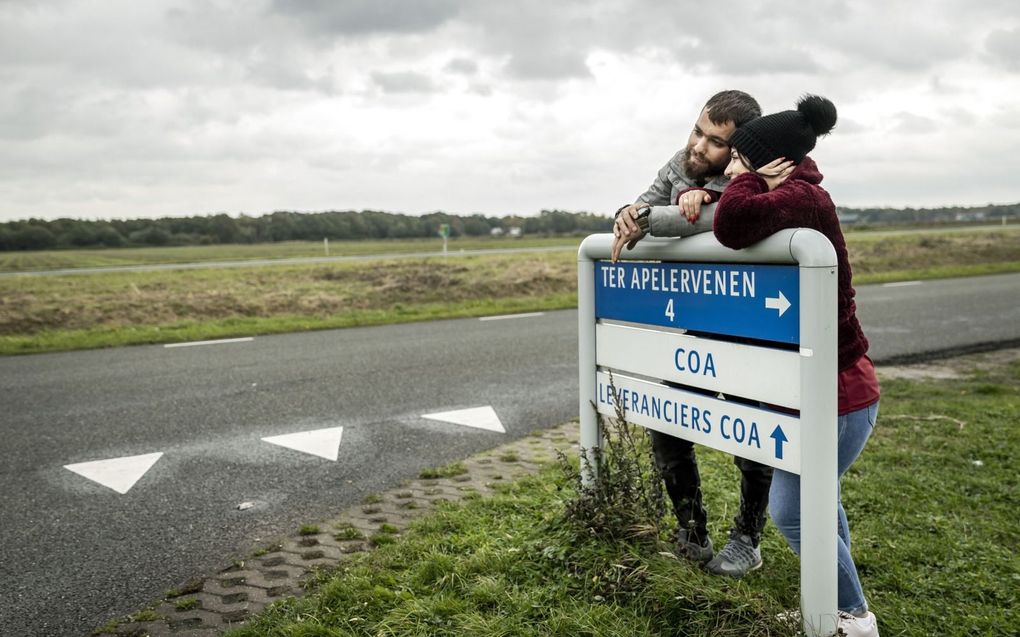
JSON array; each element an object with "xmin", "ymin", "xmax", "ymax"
[
  {"xmin": 173, "ymin": 597, "xmax": 201, "ymax": 611},
  {"xmin": 0, "ymin": 252, "xmax": 578, "ymax": 355},
  {"xmin": 2, "ymin": 228, "xmax": 1019, "ymax": 356},
  {"xmin": 0, "ymin": 236, "xmax": 581, "ymax": 272},
  {"xmin": 336, "ymin": 527, "xmax": 367, "ymax": 542},
  {"xmin": 419, "ymin": 462, "xmax": 470, "ymax": 479},
  {"xmin": 226, "ymin": 364, "xmax": 1019, "ymax": 636}
]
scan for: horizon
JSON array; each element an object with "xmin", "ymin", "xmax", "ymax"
[{"xmin": 4, "ymin": 200, "xmax": 1020, "ymax": 228}]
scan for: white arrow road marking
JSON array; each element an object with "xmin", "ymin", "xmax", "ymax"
[
  {"xmin": 422, "ymin": 406, "xmax": 506, "ymax": 433},
  {"xmin": 765, "ymin": 291, "xmax": 791, "ymax": 317},
  {"xmin": 64, "ymin": 452, "xmax": 164, "ymax": 494},
  {"xmin": 261, "ymin": 427, "xmax": 344, "ymax": 461}
]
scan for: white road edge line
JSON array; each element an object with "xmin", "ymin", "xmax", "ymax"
[
  {"xmin": 164, "ymin": 337, "xmax": 254, "ymax": 349},
  {"xmin": 881, "ymin": 280, "xmax": 923, "ymax": 288},
  {"xmin": 479, "ymin": 312, "xmax": 545, "ymax": 321}
]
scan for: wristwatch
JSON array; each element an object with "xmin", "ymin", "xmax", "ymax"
[{"xmin": 634, "ymin": 204, "xmax": 652, "ymax": 232}]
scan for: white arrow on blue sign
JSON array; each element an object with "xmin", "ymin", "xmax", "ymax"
[{"xmin": 595, "ymin": 261, "xmax": 800, "ymax": 343}]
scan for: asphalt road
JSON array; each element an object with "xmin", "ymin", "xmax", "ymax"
[
  {"xmin": 1, "ymin": 272, "xmax": 1018, "ymax": 636},
  {"xmin": 855, "ymin": 272, "xmax": 1020, "ymax": 361}
]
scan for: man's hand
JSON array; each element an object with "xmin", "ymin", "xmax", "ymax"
[
  {"xmin": 756, "ymin": 158, "xmax": 795, "ymax": 191},
  {"xmin": 678, "ymin": 190, "xmax": 712, "ymax": 223},
  {"xmin": 613, "ymin": 203, "xmax": 646, "ymax": 239},
  {"xmin": 612, "ymin": 203, "xmax": 648, "ymax": 262},
  {"xmin": 611, "ymin": 229, "xmax": 644, "ymax": 262}
]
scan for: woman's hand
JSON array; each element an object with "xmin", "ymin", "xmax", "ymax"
[
  {"xmin": 756, "ymin": 158, "xmax": 795, "ymax": 191},
  {"xmin": 678, "ymin": 190, "xmax": 712, "ymax": 223}
]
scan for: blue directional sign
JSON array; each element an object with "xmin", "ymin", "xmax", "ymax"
[{"xmin": 595, "ymin": 261, "xmax": 800, "ymax": 344}]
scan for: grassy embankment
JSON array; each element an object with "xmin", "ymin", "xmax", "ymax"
[
  {"xmin": 2, "ymin": 228, "xmax": 1019, "ymax": 355},
  {"xmin": 224, "ymin": 354, "xmax": 1020, "ymax": 636},
  {"xmin": 0, "ymin": 236, "xmax": 577, "ymax": 272}
]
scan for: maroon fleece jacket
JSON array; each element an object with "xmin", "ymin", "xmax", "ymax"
[{"xmin": 713, "ymin": 157, "xmax": 869, "ymax": 370}]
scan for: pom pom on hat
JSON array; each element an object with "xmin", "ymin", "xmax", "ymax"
[
  {"xmin": 728, "ymin": 95, "xmax": 837, "ymax": 170},
  {"xmin": 797, "ymin": 94, "xmax": 837, "ymax": 136}
]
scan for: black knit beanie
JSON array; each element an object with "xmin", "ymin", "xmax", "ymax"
[{"xmin": 728, "ymin": 95, "xmax": 837, "ymax": 170}]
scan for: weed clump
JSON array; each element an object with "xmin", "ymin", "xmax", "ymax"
[
  {"xmin": 419, "ymin": 462, "xmax": 468, "ymax": 479},
  {"xmin": 559, "ymin": 378, "xmax": 668, "ymax": 545}
]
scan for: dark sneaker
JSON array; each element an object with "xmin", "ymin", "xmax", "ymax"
[
  {"xmin": 675, "ymin": 528, "xmax": 713, "ymax": 563},
  {"xmin": 705, "ymin": 532, "xmax": 762, "ymax": 577}
]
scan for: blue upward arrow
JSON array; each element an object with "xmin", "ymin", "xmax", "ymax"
[{"xmin": 770, "ymin": 425, "xmax": 788, "ymax": 460}]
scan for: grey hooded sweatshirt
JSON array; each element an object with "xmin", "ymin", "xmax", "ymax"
[{"xmin": 636, "ymin": 150, "xmax": 730, "ymax": 237}]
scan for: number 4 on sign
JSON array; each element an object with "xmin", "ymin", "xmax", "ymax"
[{"xmin": 664, "ymin": 299, "xmax": 675, "ymax": 322}]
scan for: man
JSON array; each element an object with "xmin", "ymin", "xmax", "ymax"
[{"xmin": 611, "ymin": 90, "xmax": 770, "ymax": 578}]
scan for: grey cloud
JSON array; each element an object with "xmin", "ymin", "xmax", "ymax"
[
  {"xmin": 371, "ymin": 70, "xmax": 438, "ymax": 94},
  {"xmin": 893, "ymin": 113, "xmax": 938, "ymax": 135},
  {"xmin": 453, "ymin": 1, "xmax": 605, "ymax": 81},
  {"xmin": 241, "ymin": 44, "xmax": 339, "ymax": 94},
  {"xmin": 928, "ymin": 75, "xmax": 963, "ymax": 95},
  {"xmin": 989, "ymin": 104, "xmax": 1020, "ymax": 128},
  {"xmin": 0, "ymin": 86, "xmax": 64, "ymax": 141},
  {"xmin": 268, "ymin": 0, "xmax": 460, "ymax": 36},
  {"xmin": 677, "ymin": 40, "xmax": 821, "ymax": 76},
  {"xmin": 444, "ymin": 57, "xmax": 478, "ymax": 75},
  {"xmin": 986, "ymin": 27, "xmax": 1020, "ymax": 71},
  {"xmin": 504, "ymin": 47, "xmax": 591, "ymax": 80},
  {"xmin": 0, "ymin": 85, "xmax": 136, "ymax": 142},
  {"xmin": 833, "ymin": 118, "xmax": 866, "ymax": 135}
]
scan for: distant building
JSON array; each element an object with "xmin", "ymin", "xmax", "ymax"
[
  {"xmin": 508, "ymin": 227, "xmax": 522, "ymax": 237},
  {"xmin": 954, "ymin": 212, "xmax": 986, "ymax": 221},
  {"xmin": 490, "ymin": 227, "xmax": 505, "ymax": 236}
]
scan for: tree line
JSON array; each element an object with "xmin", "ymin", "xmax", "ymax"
[
  {"xmin": 0, "ymin": 209, "xmax": 610, "ymax": 251},
  {"xmin": 1, "ymin": 203, "xmax": 1018, "ymax": 251}
]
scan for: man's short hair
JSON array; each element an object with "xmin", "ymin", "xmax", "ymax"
[{"xmin": 703, "ymin": 90, "xmax": 761, "ymax": 128}]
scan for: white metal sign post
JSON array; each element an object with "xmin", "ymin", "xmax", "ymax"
[{"xmin": 577, "ymin": 229, "xmax": 839, "ymax": 637}]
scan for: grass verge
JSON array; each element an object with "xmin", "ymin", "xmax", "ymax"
[
  {"xmin": 0, "ymin": 236, "xmax": 582, "ymax": 272},
  {"xmin": 226, "ymin": 357, "xmax": 1019, "ymax": 637},
  {"xmin": 2, "ymin": 228, "xmax": 1019, "ymax": 355}
]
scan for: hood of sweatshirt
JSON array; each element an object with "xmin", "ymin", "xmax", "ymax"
[{"xmin": 791, "ymin": 156, "xmax": 823, "ymax": 185}]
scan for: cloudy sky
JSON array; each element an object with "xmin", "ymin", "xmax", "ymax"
[{"xmin": 1, "ymin": 0, "xmax": 1019, "ymax": 222}]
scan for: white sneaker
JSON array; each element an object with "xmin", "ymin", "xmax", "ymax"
[
  {"xmin": 775, "ymin": 609, "xmax": 879, "ymax": 637},
  {"xmin": 836, "ymin": 610, "xmax": 879, "ymax": 637}
]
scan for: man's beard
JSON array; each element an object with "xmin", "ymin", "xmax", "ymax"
[{"xmin": 682, "ymin": 147, "xmax": 726, "ymax": 184}]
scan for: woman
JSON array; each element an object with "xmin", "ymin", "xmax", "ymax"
[{"xmin": 707, "ymin": 95, "xmax": 882, "ymax": 637}]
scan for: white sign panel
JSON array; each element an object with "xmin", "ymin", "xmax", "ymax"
[
  {"xmin": 596, "ymin": 371, "xmax": 801, "ymax": 473},
  {"xmin": 596, "ymin": 323, "xmax": 801, "ymax": 409}
]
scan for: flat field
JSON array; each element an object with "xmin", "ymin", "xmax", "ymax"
[
  {"xmin": 2, "ymin": 227, "xmax": 1019, "ymax": 355},
  {"xmin": 0, "ymin": 236, "xmax": 577, "ymax": 273}
]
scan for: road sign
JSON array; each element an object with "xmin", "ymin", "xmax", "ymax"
[
  {"xmin": 578, "ymin": 230, "xmax": 839, "ymax": 637},
  {"xmin": 595, "ymin": 261, "xmax": 799, "ymax": 343},
  {"xmin": 595, "ymin": 323, "xmax": 801, "ymax": 409},
  {"xmin": 596, "ymin": 371, "xmax": 800, "ymax": 473}
]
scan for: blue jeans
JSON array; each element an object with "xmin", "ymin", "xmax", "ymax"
[{"xmin": 768, "ymin": 401, "xmax": 879, "ymax": 612}]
